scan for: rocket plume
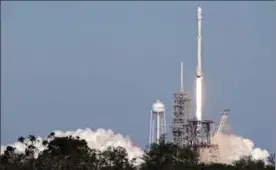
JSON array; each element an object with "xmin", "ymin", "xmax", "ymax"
[
  {"xmin": 196, "ymin": 77, "xmax": 203, "ymax": 121},
  {"xmin": 211, "ymin": 132, "xmax": 270, "ymax": 164}
]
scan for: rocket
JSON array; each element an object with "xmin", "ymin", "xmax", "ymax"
[
  {"xmin": 196, "ymin": 6, "xmax": 203, "ymax": 78},
  {"xmin": 195, "ymin": 6, "xmax": 203, "ymax": 121}
]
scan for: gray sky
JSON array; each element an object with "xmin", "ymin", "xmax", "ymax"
[{"xmin": 1, "ymin": 2, "xmax": 274, "ymax": 152}]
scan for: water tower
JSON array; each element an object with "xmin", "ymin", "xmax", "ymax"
[{"xmin": 149, "ymin": 100, "xmax": 166, "ymax": 147}]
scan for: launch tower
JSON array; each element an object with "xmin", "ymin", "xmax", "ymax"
[
  {"xmin": 171, "ymin": 62, "xmax": 193, "ymax": 147},
  {"xmin": 170, "ymin": 7, "xmax": 219, "ymax": 163}
]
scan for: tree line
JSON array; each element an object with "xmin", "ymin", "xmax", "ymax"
[{"xmin": 0, "ymin": 133, "xmax": 275, "ymax": 170}]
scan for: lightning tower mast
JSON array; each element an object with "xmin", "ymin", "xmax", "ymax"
[{"xmin": 180, "ymin": 62, "xmax": 184, "ymax": 92}]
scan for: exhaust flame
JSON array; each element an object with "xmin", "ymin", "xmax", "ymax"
[{"xmin": 196, "ymin": 77, "xmax": 203, "ymax": 121}]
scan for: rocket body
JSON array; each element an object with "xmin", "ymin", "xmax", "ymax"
[
  {"xmin": 196, "ymin": 7, "xmax": 203, "ymax": 78},
  {"xmin": 196, "ymin": 7, "xmax": 203, "ymax": 121}
]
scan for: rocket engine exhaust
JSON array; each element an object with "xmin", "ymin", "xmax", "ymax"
[{"xmin": 196, "ymin": 78, "xmax": 202, "ymax": 121}]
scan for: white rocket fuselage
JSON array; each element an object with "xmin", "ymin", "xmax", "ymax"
[
  {"xmin": 197, "ymin": 7, "xmax": 202, "ymax": 78},
  {"xmin": 196, "ymin": 7, "xmax": 203, "ymax": 121}
]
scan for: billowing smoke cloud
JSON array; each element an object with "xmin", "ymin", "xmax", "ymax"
[
  {"xmin": 211, "ymin": 132, "xmax": 270, "ymax": 164},
  {"xmin": 1, "ymin": 128, "xmax": 144, "ymax": 164},
  {"xmin": 1, "ymin": 128, "xmax": 270, "ymax": 165}
]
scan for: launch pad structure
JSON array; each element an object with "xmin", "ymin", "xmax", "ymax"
[
  {"xmin": 171, "ymin": 72, "xmax": 219, "ymax": 163},
  {"xmin": 170, "ymin": 7, "xmax": 220, "ymax": 163}
]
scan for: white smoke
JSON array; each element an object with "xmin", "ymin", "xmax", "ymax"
[
  {"xmin": 211, "ymin": 132, "xmax": 270, "ymax": 164},
  {"xmin": 0, "ymin": 128, "xmax": 144, "ymax": 164},
  {"xmin": 1, "ymin": 128, "xmax": 270, "ymax": 165}
]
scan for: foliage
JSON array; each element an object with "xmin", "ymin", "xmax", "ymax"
[
  {"xmin": 141, "ymin": 135, "xmax": 199, "ymax": 170},
  {"xmin": 0, "ymin": 133, "xmax": 274, "ymax": 170}
]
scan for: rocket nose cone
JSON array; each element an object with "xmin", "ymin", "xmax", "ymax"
[
  {"xmin": 197, "ymin": 6, "xmax": 202, "ymax": 12},
  {"xmin": 197, "ymin": 6, "xmax": 202, "ymax": 19}
]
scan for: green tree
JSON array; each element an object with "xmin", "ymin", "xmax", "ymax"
[
  {"xmin": 141, "ymin": 135, "xmax": 198, "ymax": 170},
  {"xmin": 99, "ymin": 146, "xmax": 136, "ymax": 170},
  {"xmin": 233, "ymin": 155, "xmax": 266, "ymax": 170}
]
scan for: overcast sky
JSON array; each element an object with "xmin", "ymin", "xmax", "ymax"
[{"xmin": 1, "ymin": 1, "xmax": 274, "ymax": 152}]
